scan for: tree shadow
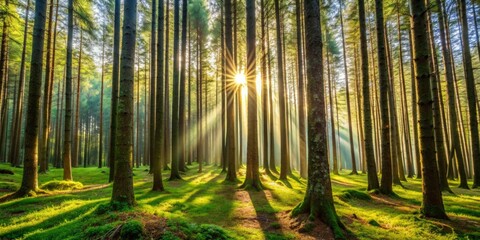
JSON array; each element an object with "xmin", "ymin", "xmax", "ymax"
[
  {"xmin": 1, "ymin": 200, "xmax": 102, "ymax": 239},
  {"xmin": 247, "ymin": 190, "xmax": 286, "ymax": 239}
]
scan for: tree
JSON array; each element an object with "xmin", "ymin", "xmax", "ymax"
[
  {"xmin": 295, "ymin": 0, "xmax": 306, "ymax": 179},
  {"xmin": 150, "ymin": 0, "xmax": 157, "ymax": 176},
  {"xmin": 152, "ymin": 0, "xmax": 165, "ymax": 191},
  {"xmin": 434, "ymin": 0, "xmax": 466, "ymax": 189},
  {"xmin": 9, "ymin": 0, "xmax": 30, "ymax": 168},
  {"xmin": 242, "ymin": 0, "xmax": 262, "ymax": 190},
  {"xmin": 108, "ymin": 0, "xmax": 121, "ymax": 183},
  {"xmin": 261, "ymin": 0, "xmax": 271, "ymax": 176},
  {"xmin": 178, "ymin": 0, "xmax": 188, "ymax": 173},
  {"xmin": 292, "ymin": 0, "xmax": 344, "ymax": 237},
  {"xmin": 375, "ymin": 0, "xmax": 392, "ymax": 195},
  {"xmin": 339, "ymin": 0, "xmax": 356, "ymax": 176},
  {"xmin": 111, "ymin": 0, "xmax": 137, "ymax": 206},
  {"xmin": 458, "ymin": 0, "xmax": 480, "ymax": 189},
  {"xmin": 13, "ymin": 0, "xmax": 48, "ymax": 196},
  {"xmin": 170, "ymin": 0, "xmax": 182, "ymax": 180},
  {"xmin": 225, "ymin": 0, "xmax": 237, "ymax": 183},
  {"xmin": 0, "ymin": 0, "xmax": 9, "ymax": 123},
  {"xmin": 274, "ymin": 0, "xmax": 288, "ymax": 181},
  {"xmin": 63, "ymin": 0, "xmax": 74, "ymax": 181},
  {"xmin": 99, "ymin": 26, "xmax": 106, "ymax": 168},
  {"xmin": 358, "ymin": 0, "xmax": 379, "ymax": 190},
  {"xmin": 39, "ymin": 0, "xmax": 55, "ymax": 173},
  {"xmin": 410, "ymin": 0, "xmax": 447, "ymax": 219}
]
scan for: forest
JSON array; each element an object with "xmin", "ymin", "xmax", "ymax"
[{"xmin": 0, "ymin": 0, "xmax": 479, "ymax": 238}]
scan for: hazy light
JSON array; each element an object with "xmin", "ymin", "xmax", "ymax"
[{"xmin": 234, "ymin": 72, "xmax": 247, "ymax": 86}]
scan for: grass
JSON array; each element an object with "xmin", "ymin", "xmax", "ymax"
[{"xmin": 0, "ymin": 163, "xmax": 479, "ymax": 239}]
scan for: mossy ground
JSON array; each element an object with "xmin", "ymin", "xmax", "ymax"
[{"xmin": 0, "ymin": 163, "xmax": 479, "ymax": 239}]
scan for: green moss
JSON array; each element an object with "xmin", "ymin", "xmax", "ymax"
[
  {"xmin": 270, "ymin": 222, "xmax": 281, "ymax": 229},
  {"xmin": 84, "ymin": 223, "xmax": 117, "ymax": 238},
  {"xmin": 40, "ymin": 180, "xmax": 83, "ymax": 191},
  {"xmin": 0, "ymin": 164, "xmax": 478, "ymax": 240},
  {"xmin": 95, "ymin": 201, "xmax": 131, "ymax": 215},
  {"xmin": 120, "ymin": 220, "xmax": 144, "ymax": 239},
  {"xmin": 165, "ymin": 219, "xmax": 232, "ymax": 240},
  {"xmin": 161, "ymin": 230, "xmax": 181, "ymax": 240},
  {"xmin": 0, "ymin": 182, "xmax": 18, "ymax": 191},
  {"xmin": 368, "ymin": 219, "xmax": 380, "ymax": 227},
  {"xmin": 339, "ymin": 190, "xmax": 371, "ymax": 201}
]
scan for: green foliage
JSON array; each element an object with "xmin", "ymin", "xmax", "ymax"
[
  {"xmin": 120, "ymin": 220, "xmax": 144, "ymax": 239},
  {"xmin": 161, "ymin": 230, "xmax": 181, "ymax": 240},
  {"xmin": 40, "ymin": 180, "xmax": 83, "ymax": 191}
]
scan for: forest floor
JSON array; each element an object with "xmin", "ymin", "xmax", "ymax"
[{"xmin": 0, "ymin": 163, "xmax": 479, "ymax": 240}]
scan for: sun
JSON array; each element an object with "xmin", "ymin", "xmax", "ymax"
[{"xmin": 234, "ymin": 72, "xmax": 247, "ymax": 86}]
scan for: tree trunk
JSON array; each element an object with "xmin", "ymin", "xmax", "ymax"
[
  {"xmin": 261, "ymin": 0, "xmax": 272, "ymax": 176},
  {"xmin": 410, "ymin": 0, "xmax": 447, "ymax": 219},
  {"xmin": 152, "ymin": 0, "xmax": 165, "ymax": 191},
  {"xmin": 0, "ymin": 0, "xmax": 9, "ymax": 123},
  {"xmin": 169, "ymin": 0, "xmax": 182, "ymax": 180},
  {"xmin": 241, "ymin": 0, "xmax": 262, "ymax": 190},
  {"xmin": 224, "ymin": 0, "xmax": 237, "ymax": 182},
  {"xmin": 109, "ymin": 0, "xmax": 121, "ymax": 183},
  {"xmin": 164, "ymin": 0, "xmax": 172, "ymax": 171},
  {"xmin": 178, "ymin": 0, "xmax": 188, "ymax": 172},
  {"xmin": 73, "ymin": 30, "xmax": 83, "ymax": 168},
  {"xmin": 99, "ymin": 28, "xmax": 105, "ymax": 168},
  {"xmin": 111, "ymin": 0, "xmax": 137, "ymax": 206},
  {"xmin": 62, "ymin": 0, "xmax": 74, "ymax": 181},
  {"xmin": 266, "ymin": 21, "xmax": 278, "ymax": 175},
  {"xmin": 326, "ymin": 48, "xmax": 338, "ymax": 175},
  {"xmin": 149, "ymin": 0, "xmax": 157, "ymax": 175},
  {"xmin": 339, "ymin": 0, "xmax": 356, "ymax": 175},
  {"xmin": 459, "ymin": 0, "xmax": 480, "ymax": 188},
  {"xmin": 426, "ymin": 2, "xmax": 450, "ymax": 192},
  {"xmin": 396, "ymin": 3, "xmax": 414, "ymax": 178},
  {"xmin": 376, "ymin": 0, "xmax": 392, "ymax": 195},
  {"xmin": 293, "ymin": 0, "xmax": 344, "ymax": 237},
  {"xmin": 359, "ymin": 0, "xmax": 379, "ymax": 190},
  {"xmin": 15, "ymin": 0, "xmax": 48, "ymax": 196},
  {"xmin": 9, "ymin": 0, "xmax": 30, "ymax": 168},
  {"xmin": 39, "ymin": 0, "xmax": 54, "ymax": 173},
  {"xmin": 274, "ymin": 0, "xmax": 288, "ymax": 181}
]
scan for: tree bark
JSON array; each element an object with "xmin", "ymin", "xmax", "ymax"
[
  {"xmin": 242, "ymin": 0, "xmax": 262, "ymax": 190},
  {"xmin": 293, "ymin": 0, "xmax": 344, "ymax": 237},
  {"xmin": 169, "ymin": 0, "xmax": 182, "ymax": 180},
  {"xmin": 108, "ymin": 0, "xmax": 121, "ymax": 183},
  {"xmin": 111, "ymin": 0, "xmax": 137, "ymax": 206},
  {"xmin": 152, "ymin": 0, "xmax": 165, "ymax": 191},
  {"xmin": 375, "ymin": 0, "xmax": 393, "ymax": 195},
  {"xmin": 359, "ymin": 0, "xmax": 379, "ymax": 190},
  {"xmin": 62, "ymin": 0, "xmax": 74, "ymax": 181},
  {"xmin": 458, "ymin": 0, "xmax": 480, "ymax": 188},
  {"xmin": 225, "ymin": 0, "xmax": 237, "ymax": 182},
  {"xmin": 274, "ymin": 0, "xmax": 288, "ymax": 181},
  {"xmin": 410, "ymin": 0, "xmax": 447, "ymax": 219},
  {"xmin": 15, "ymin": 0, "xmax": 48, "ymax": 196}
]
